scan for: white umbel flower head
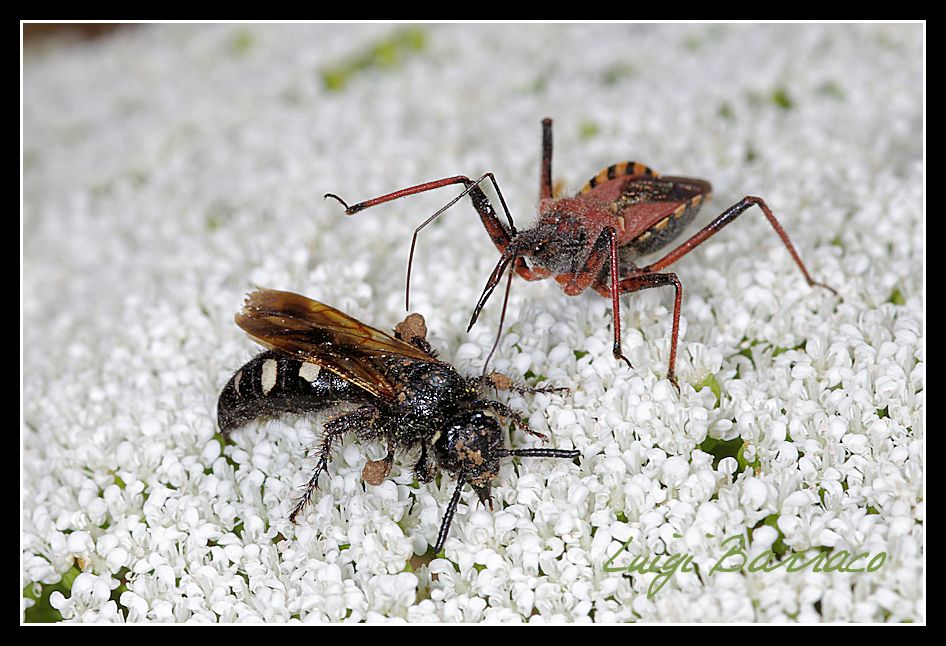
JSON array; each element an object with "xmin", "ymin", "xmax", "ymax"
[{"xmin": 23, "ymin": 23, "xmax": 923, "ymax": 623}]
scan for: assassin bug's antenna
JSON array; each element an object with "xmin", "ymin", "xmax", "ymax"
[
  {"xmin": 403, "ymin": 176, "xmax": 517, "ymax": 314},
  {"xmin": 325, "ymin": 173, "xmax": 518, "ymax": 312},
  {"xmin": 327, "ymin": 173, "xmax": 521, "ymax": 377},
  {"xmin": 477, "ymin": 246, "xmax": 518, "ymax": 379}
]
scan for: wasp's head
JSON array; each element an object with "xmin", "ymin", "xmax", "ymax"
[
  {"xmin": 430, "ymin": 404, "xmax": 582, "ymax": 552},
  {"xmin": 434, "ymin": 409, "xmax": 504, "ymax": 508}
]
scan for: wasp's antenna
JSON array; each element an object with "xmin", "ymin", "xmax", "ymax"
[
  {"xmin": 498, "ymin": 448, "xmax": 581, "ymax": 459},
  {"xmin": 434, "ymin": 473, "xmax": 467, "ymax": 553}
]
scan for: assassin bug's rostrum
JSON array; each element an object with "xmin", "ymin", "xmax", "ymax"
[
  {"xmin": 217, "ymin": 288, "xmax": 579, "ymax": 552},
  {"xmin": 326, "ymin": 118, "xmax": 837, "ymax": 387}
]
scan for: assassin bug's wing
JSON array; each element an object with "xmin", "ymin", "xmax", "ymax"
[
  {"xmin": 235, "ymin": 288, "xmax": 437, "ymax": 400},
  {"xmin": 581, "ymin": 169, "xmax": 713, "ymax": 253}
]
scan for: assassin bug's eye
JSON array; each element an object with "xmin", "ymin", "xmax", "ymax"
[{"xmin": 532, "ymin": 239, "xmax": 553, "ymax": 256}]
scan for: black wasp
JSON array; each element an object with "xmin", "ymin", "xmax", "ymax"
[{"xmin": 217, "ymin": 288, "xmax": 580, "ymax": 552}]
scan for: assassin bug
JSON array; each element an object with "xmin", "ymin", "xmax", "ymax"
[
  {"xmin": 218, "ymin": 288, "xmax": 579, "ymax": 552},
  {"xmin": 326, "ymin": 118, "xmax": 836, "ymax": 387}
]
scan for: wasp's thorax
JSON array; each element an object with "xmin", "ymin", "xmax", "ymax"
[{"xmin": 390, "ymin": 360, "xmax": 474, "ymax": 419}]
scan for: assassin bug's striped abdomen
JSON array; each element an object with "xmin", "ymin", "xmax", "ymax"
[{"xmin": 579, "ymin": 161, "xmax": 660, "ymax": 193}]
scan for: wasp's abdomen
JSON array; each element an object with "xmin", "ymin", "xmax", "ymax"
[{"xmin": 217, "ymin": 350, "xmax": 364, "ymax": 434}]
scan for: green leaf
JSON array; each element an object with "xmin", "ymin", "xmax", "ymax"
[{"xmin": 693, "ymin": 373, "xmax": 721, "ymax": 408}]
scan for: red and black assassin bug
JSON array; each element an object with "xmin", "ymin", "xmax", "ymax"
[{"xmin": 326, "ymin": 118, "xmax": 836, "ymax": 387}]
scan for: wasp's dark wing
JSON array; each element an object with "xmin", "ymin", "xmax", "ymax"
[{"xmin": 235, "ymin": 288, "xmax": 437, "ymax": 400}]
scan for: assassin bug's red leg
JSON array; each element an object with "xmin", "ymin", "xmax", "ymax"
[
  {"xmin": 640, "ymin": 196, "xmax": 838, "ymax": 296},
  {"xmin": 540, "ymin": 117, "xmax": 554, "ymax": 201},
  {"xmin": 612, "ymin": 197, "xmax": 833, "ymax": 387},
  {"xmin": 551, "ymin": 227, "xmax": 634, "ymax": 369},
  {"xmin": 606, "ymin": 228, "xmax": 635, "ymax": 370},
  {"xmin": 326, "ymin": 173, "xmax": 516, "ymax": 243},
  {"xmin": 600, "ymin": 272, "xmax": 683, "ymax": 388}
]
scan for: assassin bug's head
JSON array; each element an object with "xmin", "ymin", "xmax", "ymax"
[
  {"xmin": 467, "ymin": 220, "xmax": 581, "ymax": 333},
  {"xmin": 508, "ymin": 223, "xmax": 577, "ymax": 274}
]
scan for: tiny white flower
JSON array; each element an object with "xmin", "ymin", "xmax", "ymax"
[{"xmin": 742, "ymin": 478, "xmax": 770, "ymax": 510}]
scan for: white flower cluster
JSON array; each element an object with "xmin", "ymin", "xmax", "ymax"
[{"xmin": 23, "ymin": 23, "xmax": 923, "ymax": 622}]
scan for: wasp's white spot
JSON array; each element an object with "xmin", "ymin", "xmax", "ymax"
[
  {"xmin": 261, "ymin": 359, "xmax": 278, "ymax": 395},
  {"xmin": 234, "ymin": 370, "xmax": 243, "ymax": 395},
  {"xmin": 299, "ymin": 362, "xmax": 321, "ymax": 383}
]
